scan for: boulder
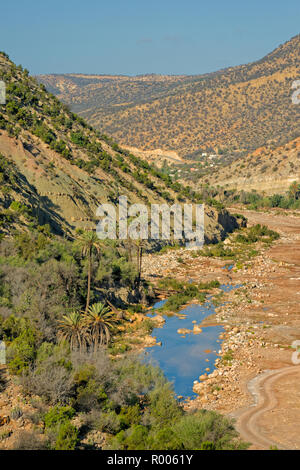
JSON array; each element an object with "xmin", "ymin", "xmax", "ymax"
[
  {"xmin": 177, "ymin": 328, "xmax": 192, "ymax": 335},
  {"xmin": 193, "ymin": 324, "xmax": 202, "ymax": 334}
]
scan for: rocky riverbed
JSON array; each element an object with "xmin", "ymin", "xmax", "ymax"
[{"xmin": 142, "ymin": 208, "xmax": 300, "ymax": 448}]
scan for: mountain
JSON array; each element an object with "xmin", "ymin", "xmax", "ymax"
[
  {"xmin": 38, "ymin": 35, "xmax": 300, "ymax": 158},
  {"xmin": 0, "ymin": 52, "xmax": 238, "ymax": 242}
]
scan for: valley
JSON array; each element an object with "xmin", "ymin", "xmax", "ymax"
[{"xmin": 0, "ymin": 27, "xmax": 299, "ymax": 452}]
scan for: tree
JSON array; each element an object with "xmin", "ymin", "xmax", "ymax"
[
  {"xmin": 57, "ymin": 311, "xmax": 87, "ymax": 352},
  {"xmin": 83, "ymin": 302, "xmax": 118, "ymax": 349},
  {"xmin": 77, "ymin": 231, "xmax": 102, "ymax": 312},
  {"xmin": 133, "ymin": 240, "xmax": 145, "ymax": 288},
  {"xmin": 288, "ymin": 181, "xmax": 300, "ymax": 201}
]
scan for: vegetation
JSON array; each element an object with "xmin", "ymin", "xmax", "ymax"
[
  {"xmin": 82, "ymin": 302, "xmax": 119, "ymax": 349},
  {"xmin": 156, "ymin": 278, "xmax": 220, "ymax": 312},
  {"xmin": 218, "ymin": 183, "xmax": 300, "ymax": 210},
  {"xmin": 76, "ymin": 231, "xmax": 102, "ymax": 312},
  {"xmin": 196, "ymin": 224, "xmax": 279, "ymax": 262},
  {"xmin": 0, "ymin": 226, "xmax": 249, "ymax": 450}
]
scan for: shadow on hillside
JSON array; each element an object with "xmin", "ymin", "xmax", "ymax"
[
  {"xmin": 0, "ymin": 367, "xmax": 7, "ymax": 392},
  {"xmin": 13, "ymin": 171, "xmax": 75, "ymax": 238}
]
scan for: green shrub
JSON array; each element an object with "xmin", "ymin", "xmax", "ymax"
[
  {"xmin": 44, "ymin": 405, "xmax": 76, "ymax": 429},
  {"xmin": 10, "ymin": 406, "xmax": 23, "ymax": 420},
  {"xmin": 7, "ymin": 327, "xmax": 37, "ymax": 375},
  {"xmin": 54, "ymin": 421, "xmax": 79, "ymax": 450},
  {"xmin": 170, "ymin": 410, "xmax": 248, "ymax": 450}
]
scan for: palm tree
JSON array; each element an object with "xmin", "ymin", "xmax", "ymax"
[
  {"xmin": 83, "ymin": 302, "xmax": 118, "ymax": 349},
  {"xmin": 133, "ymin": 239, "xmax": 145, "ymax": 288},
  {"xmin": 57, "ymin": 311, "xmax": 87, "ymax": 352},
  {"xmin": 77, "ymin": 231, "xmax": 102, "ymax": 312}
]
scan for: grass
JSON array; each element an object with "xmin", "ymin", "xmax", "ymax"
[
  {"xmin": 222, "ymin": 349, "xmax": 234, "ymax": 366},
  {"xmin": 156, "ymin": 278, "xmax": 221, "ymax": 313},
  {"xmin": 212, "ymin": 291, "xmax": 225, "ymax": 306},
  {"xmin": 158, "ymin": 287, "xmax": 207, "ymax": 313},
  {"xmin": 157, "ymin": 277, "xmax": 220, "ymax": 291},
  {"xmin": 195, "ymin": 224, "xmax": 280, "ymax": 263},
  {"xmin": 235, "ymin": 224, "xmax": 279, "ymax": 244}
]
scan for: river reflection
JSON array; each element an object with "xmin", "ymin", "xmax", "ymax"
[{"xmin": 144, "ymin": 284, "xmax": 240, "ymax": 398}]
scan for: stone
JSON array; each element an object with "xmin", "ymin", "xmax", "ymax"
[
  {"xmin": 177, "ymin": 328, "xmax": 192, "ymax": 335},
  {"xmin": 0, "ymin": 415, "xmax": 10, "ymax": 426},
  {"xmin": 193, "ymin": 324, "xmax": 202, "ymax": 334},
  {"xmin": 152, "ymin": 315, "xmax": 165, "ymax": 325}
]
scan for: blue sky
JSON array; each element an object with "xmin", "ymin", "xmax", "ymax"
[{"xmin": 1, "ymin": 0, "xmax": 299, "ymax": 75}]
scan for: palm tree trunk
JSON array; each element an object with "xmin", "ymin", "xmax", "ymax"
[
  {"xmin": 139, "ymin": 246, "xmax": 143, "ymax": 285},
  {"xmin": 136, "ymin": 244, "xmax": 141, "ymax": 287},
  {"xmin": 137, "ymin": 244, "xmax": 143, "ymax": 287},
  {"xmin": 85, "ymin": 247, "xmax": 92, "ymax": 312}
]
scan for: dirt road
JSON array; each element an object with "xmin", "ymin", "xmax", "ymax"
[{"xmin": 231, "ymin": 365, "xmax": 300, "ymax": 449}]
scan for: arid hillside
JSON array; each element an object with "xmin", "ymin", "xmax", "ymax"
[
  {"xmin": 187, "ymin": 137, "xmax": 300, "ymax": 195},
  {"xmin": 205, "ymin": 138, "xmax": 300, "ymax": 194},
  {"xmin": 39, "ymin": 34, "xmax": 300, "ymax": 157},
  {"xmin": 0, "ymin": 52, "xmax": 238, "ymax": 241}
]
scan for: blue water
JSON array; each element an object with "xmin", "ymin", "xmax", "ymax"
[
  {"xmin": 145, "ymin": 284, "xmax": 240, "ymax": 399},
  {"xmin": 222, "ymin": 263, "xmax": 234, "ymax": 271}
]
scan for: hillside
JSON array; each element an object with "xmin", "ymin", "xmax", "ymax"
[
  {"xmin": 0, "ymin": 52, "xmax": 238, "ymax": 242},
  {"xmin": 39, "ymin": 34, "xmax": 300, "ymax": 158},
  {"xmin": 202, "ymin": 137, "xmax": 300, "ymax": 195}
]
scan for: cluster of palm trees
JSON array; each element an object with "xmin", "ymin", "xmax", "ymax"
[
  {"xmin": 58, "ymin": 302, "xmax": 118, "ymax": 352},
  {"xmin": 58, "ymin": 231, "xmax": 118, "ymax": 352},
  {"xmin": 57, "ymin": 229, "xmax": 144, "ymax": 352}
]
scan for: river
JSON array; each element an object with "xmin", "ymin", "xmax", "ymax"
[{"xmin": 145, "ymin": 283, "xmax": 240, "ymax": 399}]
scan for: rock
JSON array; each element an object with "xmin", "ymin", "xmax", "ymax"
[
  {"xmin": 193, "ymin": 324, "xmax": 202, "ymax": 334},
  {"xmin": 177, "ymin": 328, "xmax": 192, "ymax": 335},
  {"xmin": 144, "ymin": 336, "xmax": 157, "ymax": 346},
  {"xmin": 152, "ymin": 315, "xmax": 165, "ymax": 325},
  {"xmin": 0, "ymin": 415, "xmax": 10, "ymax": 426}
]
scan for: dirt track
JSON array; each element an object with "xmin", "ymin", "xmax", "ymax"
[{"xmin": 231, "ymin": 364, "xmax": 300, "ymax": 449}]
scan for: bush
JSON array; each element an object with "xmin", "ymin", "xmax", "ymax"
[
  {"xmin": 12, "ymin": 430, "xmax": 48, "ymax": 450},
  {"xmin": 7, "ymin": 327, "xmax": 36, "ymax": 375},
  {"xmin": 10, "ymin": 406, "xmax": 23, "ymax": 420},
  {"xmin": 44, "ymin": 405, "xmax": 76, "ymax": 429},
  {"xmin": 95, "ymin": 410, "xmax": 121, "ymax": 433},
  {"xmin": 236, "ymin": 225, "xmax": 279, "ymax": 244},
  {"xmin": 21, "ymin": 360, "xmax": 74, "ymax": 405},
  {"xmin": 170, "ymin": 410, "xmax": 248, "ymax": 450},
  {"xmin": 54, "ymin": 421, "xmax": 79, "ymax": 450}
]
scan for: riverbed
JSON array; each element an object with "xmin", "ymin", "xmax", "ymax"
[{"xmin": 145, "ymin": 284, "xmax": 240, "ymax": 398}]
